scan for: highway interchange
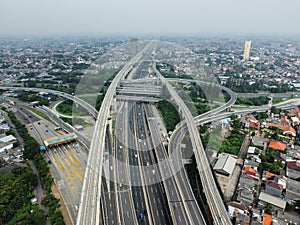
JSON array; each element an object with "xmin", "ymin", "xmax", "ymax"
[{"xmin": 2, "ymin": 41, "xmax": 300, "ymax": 225}]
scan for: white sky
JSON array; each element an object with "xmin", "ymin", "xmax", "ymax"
[{"xmin": 0, "ymin": 0, "xmax": 299, "ymax": 37}]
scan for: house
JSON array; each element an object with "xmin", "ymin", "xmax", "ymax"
[
  {"xmin": 265, "ymin": 181, "xmax": 283, "ymax": 197},
  {"xmin": 265, "ymin": 122, "xmax": 296, "ymax": 137},
  {"xmin": 291, "ymin": 116, "xmax": 300, "ymax": 126},
  {"xmin": 268, "ymin": 140, "xmax": 286, "ymax": 152},
  {"xmin": 281, "ymin": 126, "xmax": 296, "ymax": 137},
  {"xmin": 247, "ymin": 146, "xmax": 260, "ymax": 155},
  {"xmin": 0, "ymin": 139, "xmax": 14, "ymax": 154},
  {"xmin": 0, "ymin": 135, "xmax": 17, "ymax": 144},
  {"xmin": 288, "ymin": 108, "xmax": 300, "ymax": 118},
  {"xmin": 281, "ymin": 115, "xmax": 290, "ymax": 125},
  {"xmin": 263, "ymin": 213, "xmax": 272, "ymax": 225},
  {"xmin": 244, "ymin": 159, "xmax": 260, "ymax": 170},
  {"xmin": 243, "ymin": 166, "xmax": 259, "ymax": 180},
  {"xmin": 286, "ymin": 161, "xmax": 300, "ymax": 180},
  {"xmin": 238, "ymin": 174, "xmax": 258, "ymax": 207},
  {"xmin": 213, "ymin": 154, "xmax": 237, "ymax": 176},
  {"xmin": 251, "ymin": 136, "xmax": 266, "ymax": 147},
  {"xmin": 227, "ymin": 201, "xmax": 250, "ymax": 225},
  {"xmin": 0, "ymin": 123, "xmax": 10, "ymax": 134},
  {"xmin": 258, "ymin": 192, "xmax": 286, "ymax": 211},
  {"xmin": 244, "ymin": 116, "xmax": 260, "ymax": 129},
  {"xmin": 286, "ymin": 178, "xmax": 300, "ymax": 200},
  {"xmin": 262, "ymin": 171, "xmax": 276, "ymax": 181}
]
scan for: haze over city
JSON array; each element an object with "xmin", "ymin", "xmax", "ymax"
[
  {"xmin": 1, "ymin": 0, "xmax": 300, "ymax": 37},
  {"xmin": 1, "ymin": 0, "xmax": 300, "ymax": 225}
]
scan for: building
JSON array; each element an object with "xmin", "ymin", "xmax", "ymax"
[
  {"xmin": 286, "ymin": 161, "xmax": 300, "ymax": 180},
  {"xmin": 258, "ymin": 192, "xmax": 286, "ymax": 211},
  {"xmin": 286, "ymin": 178, "xmax": 300, "ymax": 200},
  {"xmin": 262, "ymin": 171, "xmax": 276, "ymax": 181},
  {"xmin": 0, "ymin": 135, "xmax": 17, "ymax": 144},
  {"xmin": 213, "ymin": 154, "xmax": 237, "ymax": 176},
  {"xmin": 281, "ymin": 115, "xmax": 290, "ymax": 125},
  {"xmin": 44, "ymin": 133, "xmax": 78, "ymax": 147},
  {"xmin": 265, "ymin": 181, "xmax": 283, "ymax": 197},
  {"xmin": 251, "ymin": 136, "xmax": 265, "ymax": 147},
  {"xmin": 227, "ymin": 201, "xmax": 250, "ymax": 225},
  {"xmin": 263, "ymin": 213, "xmax": 272, "ymax": 225},
  {"xmin": 238, "ymin": 174, "xmax": 258, "ymax": 207},
  {"xmin": 243, "ymin": 41, "xmax": 252, "ymax": 61},
  {"xmin": 243, "ymin": 116, "xmax": 260, "ymax": 129},
  {"xmin": 243, "ymin": 166, "xmax": 259, "ymax": 180},
  {"xmin": 0, "ymin": 123, "xmax": 10, "ymax": 134},
  {"xmin": 281, "ymin": 126, "xmax": 296, "ymax": 137},
  {"xmin": 0, "ymin": 142, "xmax": 13, "ymax": 154},
  {"xmin": 291, "ymin": 116, "xmax": 300, "ymax": 126},
  {"xmin": 268, "ymin": 140, "xmax": 286, "ymax": 152},
  {"xmin": 247, "ymin": 146, "xmax": 260, "ymax": 155}
]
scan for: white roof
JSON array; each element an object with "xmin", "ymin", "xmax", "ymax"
[
  {"xmin": 0, "ymin": 135, "xmax": 16, "ymax": 143},
  {"xmin": 247, "ymin": 146, "xmax": 256, "ymax": 154},
  {"xmin": 213, "ymin": 154, "xmax": 236, "ymax": 175},
  {"xmin": 259, "ymin": 192, "xmax": 286, "ymax": 209},
  {"xmin": 291, "ymin": 117, "xmax": 299, "ymax": 122}
]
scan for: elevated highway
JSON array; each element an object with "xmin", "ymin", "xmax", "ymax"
[
  {"xmin": 76, "ymin": 42, "xmax": 152, "ymax": 225},
  {"xmin": 154, "ymin": 64, "xmax": 233, "ymax": 225},
  {"xmin": 0, "ymin": 86, "xmax": 98, "ymax": 119}
]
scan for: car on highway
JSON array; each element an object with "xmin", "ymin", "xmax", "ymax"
[
  {"xmin": 146, "ymin": 161, "xmax": 150, "ymax": 167},
  {"xmin": 139, "ymin": 213, "xmax": 144, "ymax": 222}
]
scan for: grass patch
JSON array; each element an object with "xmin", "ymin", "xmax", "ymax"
[
  {"xmin": 156, "ymin": 99, "xmax": 180, "ymax": 132},
  {"xmin": 60, "ymin": 116, "xmax": 93, "ymax": 127},
  {"xmin": 25, "ymin": 106, "xmax": 50, "ymax": 121}
]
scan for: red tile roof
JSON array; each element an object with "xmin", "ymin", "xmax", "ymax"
[
  {"xmin": 269, "ymin": 141, "xmax": 286, "ymax": 151},
  {"xmin": 281, "ymin": 116, "xmax": 290, "ymax": 124},
  {"xmin": 287, "ymin": 161, "xmax": 300, "ymax": 172},
  {"xmin": 282, "ymin": 126, "xmax": 296, "ymax": 136},
  {"xmin": 243, "ymin": 166, "xmax": 257, "ymax": 176},
  {"xmin": 264, "ymin": 171, "xmax": 276, "ymax": 179},
  {"xmin": 263, "ymin": 213, "xmax": 272, "ymax": 225},
  {"xmin": 266, "ymin": 181, "xmax": 283, "ymax": 190}
]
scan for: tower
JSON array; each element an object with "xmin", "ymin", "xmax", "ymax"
[
  {"xmin": 243, "ymin": 40, "xmax": 251, "ymax": 61},
  {"xmin": 259, "ymin": 48, "xmax": 264, "ymax": 60}
]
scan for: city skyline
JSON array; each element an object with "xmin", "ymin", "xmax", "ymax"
[{"xmin": 1, "ymin": 0, "xmax": 300, "ymax": 37}]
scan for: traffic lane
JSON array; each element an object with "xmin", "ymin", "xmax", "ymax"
[
  {"xmin": 136, "ymin": 103, "xmax": 172, "ymax": 225},
  {"xmin": 145, "ymin": 105, "xmax": 198, "ymax": 225},
  {"xmin": 115, "ymin": 102, "xmax": 136, "ymax": 225},
  {"xmin": 128, "ymin": 102, "xmax": 149, "ymax": 225},
  {"xmin": 102, "ymin": 192, "xmax": 118, "ymax": 225},
  {"xmin": 46, "ymin": 150, "xmax": 80, "ymax": 223}
]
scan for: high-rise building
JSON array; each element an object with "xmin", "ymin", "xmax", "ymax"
[{"xmin": 243, "ymin": 41, "xmax": 251, "ymax": 61}]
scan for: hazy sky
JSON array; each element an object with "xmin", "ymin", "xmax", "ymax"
[{"xmin": 1, "ymin": 0, "xmax": 299, "ymax": 37}]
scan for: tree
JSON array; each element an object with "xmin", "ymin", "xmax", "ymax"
[
  {"xmin": 265, "ymin": 204, "xmax": 272, "ymax": 215},
  {"xmin": 22, "ymin": 209, "xmax": 46, "ymax": 225},
  {"xmin": 232, "ymin": 119, "xmax": 241, "ymax": 129},
  {"xmin": 230, "ymin": 114, "xmax": 237, "ymax": 120},
  {"xmin": 271, "ymin": 106, "xmax": 280, "ymax": 114}
]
